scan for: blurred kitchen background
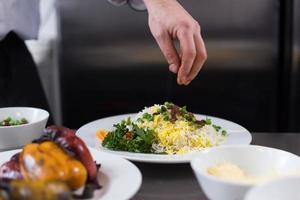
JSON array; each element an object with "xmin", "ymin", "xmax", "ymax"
[{"xmin": 28, "ymin": 0, "xmax": 300, "ymax": 132}]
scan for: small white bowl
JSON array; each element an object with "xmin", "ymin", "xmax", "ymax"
[
  {"xmin": 0, "ymin": 107, "xmax": 49, "ymax": 151},
  {"xmin": 190, "ymin": 145, "xmax": 300, "ymax": 200},
  {"xmin": 245, "ymin": 176, "xmax": 300, "ymax": 200}
]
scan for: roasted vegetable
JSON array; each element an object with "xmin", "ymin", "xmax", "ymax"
[
  {"xmin": 20, "ymin": 141, "xmax": 87, "ymax": 190},
  {"xmin": 0, "ymin": 125, "xmax": 101, "ymax": 199},
  {"xmin": 44, "ymin": 126, "xmax": 98, "ymax": 183},
  {"xmin": 0, "ymin": 180, "xmax": 72, "ymax": 200},
  {"xmin": 0, "ymin": 154, "xmax": 22, "ymax": 180}
]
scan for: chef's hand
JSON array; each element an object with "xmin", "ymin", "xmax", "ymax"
[{"xmin": 144, "ymin": 0, "xmax": 207, "ymax": 85}]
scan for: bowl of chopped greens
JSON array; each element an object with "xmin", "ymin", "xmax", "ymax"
[{"xmin": 0, "ymin": 107, "xmax": 49, "ymax": 151}]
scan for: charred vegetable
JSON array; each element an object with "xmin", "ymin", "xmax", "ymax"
[
  {"xmin": 43, "ymin": 126, "xmax": 98, "ymax": 183},
  {"xmin": 0, "ymin": 125, "xmax": 101, "ymax": 199},
  {"xmin": 20, "ymin": 141, "xmax": 87, "ymax": 190},
  {"xmin": 0, "ymin": 154, "xmax": 22, "ymax": 180}
]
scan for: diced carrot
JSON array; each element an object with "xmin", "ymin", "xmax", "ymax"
[{"xmin": 96, "ymin": 129, "xmax": 108, "ymax": 141}]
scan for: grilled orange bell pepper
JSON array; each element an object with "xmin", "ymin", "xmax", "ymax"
[{"xmin": 19, "ymin": 141, "xmax": 87, "ymax": 190}]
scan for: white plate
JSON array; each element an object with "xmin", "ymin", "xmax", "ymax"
[
  {"xmin": 77, "ymin": 113, "xmax": 252, "ymax": 164},
  {"xmin": 245, "ymin": 176, "xmax": 300, "ymax": 200},
  {"xmin": 0, "ymin": 148, "xmax": 142, "ymax": 200}
]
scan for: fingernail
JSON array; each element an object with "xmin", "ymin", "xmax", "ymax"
[
  {"xmin": 182, "ymin": 76, "xmax": 189, "ymax": 83},
  {"xmin": 169, "ymin": 64, "xmax": 178, "ymax": 74},
  {"xmin": 177, "ymin": 78, "xmax": 183, "ymax": 85},
  {"xmin": 183, "ymin": 80, "xmax": 189, "ymax": 86}
]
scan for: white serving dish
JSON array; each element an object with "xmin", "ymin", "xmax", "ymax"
[
  {"xmin": 77, "ymin": 113, "xmax": 252, "ymax": 163},
  {"xmin": 245, "ymin": 176, "xmax": 300, "ymax": 200},
  {"xmin": 0, "ymin": 107, "xmax": 49, "ymax": 151},
  {"xmin": 190, "ymin": 145, "xmax": 300, "ymax": 200}
]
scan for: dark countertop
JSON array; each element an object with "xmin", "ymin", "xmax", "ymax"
[{"xmin": 132, "ymin": 133, "xmax": 300, "ymax": 200}]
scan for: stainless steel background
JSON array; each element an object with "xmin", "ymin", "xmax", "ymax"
[
  {"xmin": 290, "ymin": 0, "xmax": 300, "ymax": 131},
  {"xmin": 58, "ymin": 0, "xmax": 280, "ymax": 131}
]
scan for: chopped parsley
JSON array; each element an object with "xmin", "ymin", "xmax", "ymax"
[
  {"xmin": 0, "ymin": 117, "xmax": 28, "ymax": 126},
  {"xmin": 222, "ymin": 130, "xmax": 227, "ymax": 136},
  {"xmin": 164, "ymin": 102, "xmax": 175, "ymax": 110},
  {"xmin": 102, "ymin": 118, "xmax": 154, "ymax": 153},
  {"xmin": 142, "ymin": 113, "xmax": 154, "ymax": 121},
  {"xmin": 205, "ymin": 118, "xmax": 212, "ymax": 125},
  {"xmin": 213, "ymin": 124, "xmax": 221, "ymax": 132}
]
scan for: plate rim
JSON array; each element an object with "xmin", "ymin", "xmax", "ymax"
[{"xmin": 77, "ymin": 113, "xmax": 252, "ymax": 164}]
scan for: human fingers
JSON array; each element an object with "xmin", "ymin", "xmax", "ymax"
[
  {"xmin": 154, "ymin": 31, "xmax": 181, "ymax": 74},
  {"xmin": 177, "ymin": 30, "xmax": 196, "ymax": 85},
  {"xmin": 186, "ymin": 30, "xmax": 207, "ymax": 83}
]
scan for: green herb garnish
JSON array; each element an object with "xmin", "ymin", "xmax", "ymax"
[
  {"xmin": 142, "ymin": 113, "xmax": 154, "ymax": 121},
  {"xmin": 102, "ymin": 119, "xmax": 155, "ymax": 153},
  {"xmin": 0, "ymin": 117, "xmax": 28, "ymax": 126},
  {"xmin": 205, "ymin": 118, "xmax": 212, "ymax": 125},
  {"xmin": 213, "ymin": 124, "xmax": 221, "ymax": 132},
  {"xmin": 221, "ymin": 130, "xmax": 227, "ymax": 136},
  {"xmin": 164, "ymin": 102, "xmax": 174, "ymax": 109}
]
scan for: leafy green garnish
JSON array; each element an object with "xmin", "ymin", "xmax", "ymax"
[
  {"xmin": 163, "ymin": 115, "xmax": 170, "ymax": 121},
  {"xmin": 180, "ymin": 106, "xmax": 187, "ymax": 113},
  {"xmin": 164, "ymin": 102, "xmax": 174, "ymax": 109},
  {"xmin": 161, "ymin": 106, "xmax": 167, "ymax": 112},
  {"xmin": 221, "ymin": 130, "xmax": 227, "ymax": 136},
  {"xmin": 126, "ymin": 117, "xmax": 132, "ymax": 125},
  {"xmin": 0, "ymin": 117, "xmax": 29, "ymax": 126},
  {"xmin": 160, "ymin": 108, "xmax": 170, "ymax": 121},
  {"xmin": 212, "ymin": 124, "xmax": 221, "ymax": 132},
  {"xmin": 102, "ymin": 119, "xmax": 155, "ymax": 153},
  {"xmin": 136, "ymin": 118, "xmax": 144, "ymax": 123},
  {"xmin": 142, "ymin": 113, "xmax": 154, "ymax": 121},
  {"xmin": 205, "ymin": 118, "xmax": 212, "ymax": 125},
  {"xmin": 133, "ymin": 124, "xmax": 154, "ymax": 145}
]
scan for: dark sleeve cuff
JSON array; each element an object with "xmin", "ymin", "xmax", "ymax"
[
  {"xmin": 107, "ymin": 0, "xmax": 127, "ymax": 6},
  {"xmin": 128, "ymin": 0, "xmax": 146, "ymax": 11},
  {"xmin": 107, "ymin": 0, "xmax": 146, "ymax": 11}
]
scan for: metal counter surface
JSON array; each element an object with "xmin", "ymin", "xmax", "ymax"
[{"xmin": 131, "ymin": 133, "xmax": 300, "ymax": 200}]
